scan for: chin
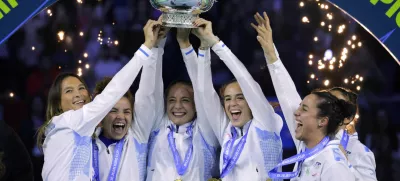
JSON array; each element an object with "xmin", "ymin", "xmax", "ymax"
[
  {"xmin": 112, "ymin": 135, "xmax": 125, "ymax": 140},
  {"xmin": 231, "ymin": 121, "xmax": 244, "ymax": 128}
]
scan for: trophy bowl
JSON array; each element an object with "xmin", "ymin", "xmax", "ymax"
[{"xmin": 150, "ymin": 0, "xmax": 215, "ymax": 28}]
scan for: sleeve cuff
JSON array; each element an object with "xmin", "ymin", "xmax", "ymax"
[
  {"xmin": 267, "ymin": 59, "xmax": 283, "ymax": 70},
  {"xmin": 211, "ymin": 40, "xmax": 226, "ymax": 51},
  {"xmin": 156, "ymin": 37, "xmax": 167, "ymax": 48},
  {"xmin": 181, "ymin": 45, "xmax": 195, "ymax": 56},
  {"xmin": 198, "ymin": 49, "xmax": 208, "ymax": 58},
  {"xmin": 137, "ymin": 45, "xmax": 152, "ymax": 58}
]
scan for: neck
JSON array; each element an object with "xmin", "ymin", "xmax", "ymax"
[{"xmin": 304, "ymin": 133, "xmax": 326, "ymax": 149}]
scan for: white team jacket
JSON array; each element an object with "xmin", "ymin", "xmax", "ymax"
[
  {"xmin": 267, "ymin": 59, "xmax": 355, "ymax": 181},
  {"xmin": 196, "ymin": 41, "xmax": 283, "ymax": 181},
  {"xmin": 92, "ymin": 44, "xmax": 163, "ymax": 181},
  {"xmin": 41, "ymin": 45, "xmax": 152, "ymax": 181},
  {"xmin": 335, "ymin": 130, "xmax": 377, "ymax": 181},
  {"xmin": 146, "ymin": 45, "xmax": 220, "ymax": 181}
]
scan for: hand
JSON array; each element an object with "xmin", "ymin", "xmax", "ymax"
[
  {"xmin": 155, "ymin": 16, "xmax": 171, "ymax": 47},
  {"xmin": 192, "ymin": 18, "xmax": 219, "ymax": 48},
  {"xmin": 143, "ymin": 19, "xmax": 162, "ymax": 49},
  {"xmin": 251, "ymin": 12, "xmax": 277, "ymax": 63},
  {"xmin": 176, "ymin": 28, "xmax": 191, "ymax": 49}
]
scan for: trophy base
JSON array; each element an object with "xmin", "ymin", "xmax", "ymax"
[{"xmin": 162, "ymin": 11, "xmax": 199, "ymax": 28}]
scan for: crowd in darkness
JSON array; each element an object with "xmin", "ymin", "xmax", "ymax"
[{"xmin": 0, "ymin": 0, "xmax": 400, "ymax": 180}]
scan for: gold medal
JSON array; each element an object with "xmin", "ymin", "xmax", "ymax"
[
  {"xmin": 175, "ymin": 179, "xmax": 182, "ymax": 181},
  {"xmin": 208, "ymin": 179, "xmax": 221, "ymax": 181},
  {"xmin": 266, "ymin": 179, "xmax": 272, "ymax": 181}
]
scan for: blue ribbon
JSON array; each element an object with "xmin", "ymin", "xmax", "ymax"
[
  {"xmin": 92, "ymin": 138, "xmax": 125, "ymax": 181},
  {"xmin": 220, "ymin": 123, "xmax": 251, "ymax": 178},
  {"xmin": 167, "ymin": 124, "xmax": 194, "ymax": 176},
  {"xmin": 340, "ymin": 129, "xmax": 349, "ymax": 150},
  {"xmin": 268, "ymin": 136, "xmax": 330, "ymax": 179}
]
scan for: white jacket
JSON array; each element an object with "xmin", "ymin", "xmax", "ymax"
[
  {"xmin": 92, "ymin": 44, "xmax": 162, "ymax": 181},
  {"xmin": 267, "ymin": 59, "xmax": 355, "ymax": 181},
  {"xmin": 196, "ymin": 41, "xmax": 283, "ymax": 181},
  {"xmin": 146, "ymin": 45, "xmax": 220, "ymax": 181},
  {"xmin": 335, "ymin": 130, "xmax": 377, "ymax": 181},
  {"xmin": 41, "ymin": 45, "xmax": 152, "ymax": 181}
]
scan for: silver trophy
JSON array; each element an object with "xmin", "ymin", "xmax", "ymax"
[{"xmin": 150, "ymin": 0, "xmax": 215, "ymax": 28}]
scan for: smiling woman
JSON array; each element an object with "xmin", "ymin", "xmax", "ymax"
[
  {"xmin": 37, "ymin": 18, "xmax": 160, "ymax": 181},
  {"xmin": 92, "ymin": 77, "xmax": 133, "ymax": 141}
]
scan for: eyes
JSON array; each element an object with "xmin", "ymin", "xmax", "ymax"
[
  {"xmin": 64, "ymin": 86, "xmax": 86, "ymax": 94},
  {"xmin": 109, "ymin": 109, "xmax": 132, "ymax": 114},
  {"xmin": 224, "ymin": 95, "xmax": 244, "ymax": 102},
  {"xmin": 168, "ymin": 98, "xmax": 191, "ymax": 103}
]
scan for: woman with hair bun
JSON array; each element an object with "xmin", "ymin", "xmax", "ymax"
[{"xmin": 252, "ymin": 12, "xmax": 356, "ymax": 180}]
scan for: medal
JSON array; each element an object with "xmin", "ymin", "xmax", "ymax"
[
  {"xmin": 175, "ymin": 179, "xmax": 182, "ymax": 181},
  {"xmin": 266, "ymin": 179, "xmax": 272, "ymax": 181}
]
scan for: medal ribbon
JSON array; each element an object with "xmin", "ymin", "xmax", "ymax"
[
  {"xmin": 268, "ymin": 136, "xmax": 330, "ymax": 179},
  {"xmin": 167, "ymin": 123, "xmax": 194, "ymax": 176},
  {"xmin": 92, "ymin": 138, "xmax": 125, "ymax": 181}
]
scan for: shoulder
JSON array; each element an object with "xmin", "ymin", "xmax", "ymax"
[{"xmin": 318, "ymin": 140, "xmax": 348, "ymax": 166}]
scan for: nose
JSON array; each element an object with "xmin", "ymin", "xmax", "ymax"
[
  {"xmin": 294, "ymin": 107, "xmax": 301, "ymax": 117},
  {"xmin": 174, "ymin": 101, "xmax": 183, "ymax": 109},
  {"xmin": 230, "ymin": 98, "xmax": 239, "ymax": 107},
  {"xmin": 73, "ymin": 89, "xmax": 82, "ymax": 98},
  {"xmin": 116, "ymin": 111, "xmax": 124, "ymax": 119}
]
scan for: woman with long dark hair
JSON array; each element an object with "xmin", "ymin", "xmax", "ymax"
[{"xmin": 37, "ymin": 19, "xmax": 161, "ymax": 181}]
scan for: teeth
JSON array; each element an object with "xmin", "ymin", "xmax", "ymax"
[
  {"xmin": 231, "ymin": 110, "xmax": 241, "ymax": 114},
  {"xmin": 74, "ymin": 100, "xmax": 84, "ymax": 104},
  {"xmin": 174, "ymin": 113, "xmax": 185, "ymax": 116},
  {"xmin": 114, "ymin": 123, "xmax": 125, "ymax": 126}
]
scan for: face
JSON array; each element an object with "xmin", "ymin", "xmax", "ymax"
[
  {"xmin": 102, "ymin": 97, "xmax": 132, "ymax": 140},
  {"xmin": 294, "ymin": 94, "xmax": 326, "ymax": 141},
  {"xmin": 60, "ymin": 76, "xmax": 90, "ymax": 112},
  {"xmin": 330, "ymin": 90, "xmax": 352, "ymax": 126},
  {"xmin": 167, "ymin": 84, "xmax": 196, "ymax": 126},
  {"xmin": 223, "ymin": 82, "xmax": 252, "ymax": 128}
]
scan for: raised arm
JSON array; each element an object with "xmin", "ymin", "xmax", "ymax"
[
  {"xmin": 64, "ymin": 20, "xmax": 161, "ymax": 137},
  {"xmin": 191, "ymin": 24, "xmax": 230, "ymax": 145},
  {"xmin": 175, "ymin": 28, "xmax": 220, "ymax": 146},
  {"xmin": 193, "ymin": 18, "xmax": 282, "ymax": 133},
  {"xmin": 133, "ymin": 26, "xmax": 169, "ymax": 141},
  {"xmin": 252, "ymin": 12, "xmax": 302, "ymax": 150}
]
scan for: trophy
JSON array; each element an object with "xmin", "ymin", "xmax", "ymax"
[{"xmin": 150, "ymin": 0, "xmax": 215, "ymax": 28}]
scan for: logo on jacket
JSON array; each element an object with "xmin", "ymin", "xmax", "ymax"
[{"xmin": 313, "ymin": 162, "xmax": 321, "ymax": 169}]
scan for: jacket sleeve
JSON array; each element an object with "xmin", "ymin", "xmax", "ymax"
[
  {"xmin": 197, "ymin": 48, "xmax": 229, "ymax": 145},
  {"xmin": 212, "ymin": 41, "xmax": 283, "ymax": 133},
  {"xmin": 60, "ymin": 45, "xmax": 151, "ymax": 137},
  {"xmin": 133, "ymin": 40, "xmax": 166, "ymax": 142},
  {"xmin": 267, "ymin": 58, "xmax": 303, "ymax": 151}
]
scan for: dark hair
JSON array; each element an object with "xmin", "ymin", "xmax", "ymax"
[
  {"xmin": 329, "ymin": 87, "xmax": 358, "ymax": 105},
  {"xmin": 37, "ymin": 73, "xmax": 90, "ymax": 151},
  {"xmin": 311, "ymin": 91, "xmax": 357, "ymax": 136},
  {"xmin": 219, "ymin": 79, "xmax": 238, "ymax": 99},
  {"xmin": 93, "ymin": 77, "xmax": 134, "ymax": 106},
  {"xmin": 165, "ymin": 80, "xmax": 193, "ymax": 98}
]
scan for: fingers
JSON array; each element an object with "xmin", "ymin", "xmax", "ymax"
[
  {"xmin": 263, "ymin": 12, "xmax": 272, "ymax": 31},
  {"xmin": 158, "ymin": 15, "xmax": 163, "ymax": 22},
  {"xmin": 251, "ymin": 23, "xmax": 268, "ymax": 37},
  {"xmin": 250, "ymin": 23, "xmax": 258, "ymax": 31},
  {"xmin": 254, "ymin": 13, "xmax": 263, "ymax": 26},
  {"xmin": 193, "ymin": 18, "xmax": 210, "ymax": 27}
]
